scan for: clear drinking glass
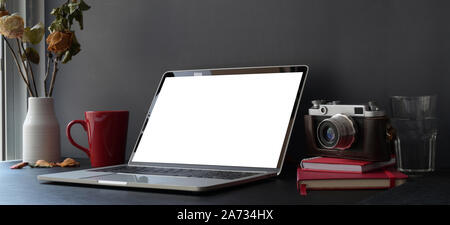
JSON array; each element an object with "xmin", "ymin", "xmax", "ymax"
[{"xmin": 390, "ymin": 95, "xmax": 438, "ymax": 173}]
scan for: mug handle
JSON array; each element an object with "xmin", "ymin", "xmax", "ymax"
[{"xmin": 66, "ymin": 120, "xmax": 90, "ymax": 158}]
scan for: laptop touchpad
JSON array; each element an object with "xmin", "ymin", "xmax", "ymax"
[{"xmin": 83, "ymin": 174, "xmax": 152, "ymax": 184}]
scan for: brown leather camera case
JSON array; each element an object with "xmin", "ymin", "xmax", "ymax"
[{"xmin": 304, "ymin": 115, "xmax": 393, "ymax": 162}]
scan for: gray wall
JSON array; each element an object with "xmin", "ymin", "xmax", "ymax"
[{"xmin": 46, "ymin": 0, "xmax": 450, "ymax": 168}]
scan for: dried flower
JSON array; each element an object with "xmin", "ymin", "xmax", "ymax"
[
  {"xmin": 22, "ymin": 22, "xmax": 44, "ymax": 45},
  {"xmin": 0, "ymin": 13, "xmax": 24, "ymax": 38},
  {"xmin": 34, "ymin": 159, "xmax": 56, "ymax": 168},
  {"xmin": 56, "ymin": 158, "xmax": 80, "ymax": 167},
  {"xmin": 46, "ymin": 31, "xmax": 74, "ymax": 53},
  {"xmin": 9, "ymin": 158, "xmax": 81, "ymax": 169},
  {"xmin": 10, "ymin": 162, "xmax": 28, "ymax": 169}
]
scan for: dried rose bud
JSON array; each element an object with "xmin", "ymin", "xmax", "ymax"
[
  {"xmin": 10, "ymin": 162, "xmax": 28, "ymax": 169},
  {"xmin": 46, "ymin": 31, "xmax": 73, "ymax": 54},
  {"xmin": 34, "ymin": 160, "xmax": 54, "ymax": 168},
  {"xmin": 57, "ymin": 158, "xmax": 80, "ymax": 167},
  {"xmin": 0, "ymin": 13, "xmax": 24, "ymax": 39}
]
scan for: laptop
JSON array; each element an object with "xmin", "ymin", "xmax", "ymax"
[{"xmin": 38, "ymin": 65, "xmax": 308, "ymax": 192}]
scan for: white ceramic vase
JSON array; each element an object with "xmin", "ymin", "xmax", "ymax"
[{"xmin": 22, "ymin": 97, "xmax": 61, "ymax": 164}]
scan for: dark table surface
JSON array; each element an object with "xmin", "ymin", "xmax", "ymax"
[{"xmin": 1, "ymin": 158, "xmax": 449, "ymax": 205}]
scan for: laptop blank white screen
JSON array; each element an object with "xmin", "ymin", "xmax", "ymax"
[{"xmin": 131, "ymin": 72, "xmax": 303, "ymax": 168}]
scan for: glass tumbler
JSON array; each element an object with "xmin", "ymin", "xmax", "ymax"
[{"xmin": 390, "ymin": 95, "xmax": 438, "ymax": 173}]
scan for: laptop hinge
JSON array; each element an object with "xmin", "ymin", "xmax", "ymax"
[{"xmin": 127, "ymin": 162, "xmax": 277, "ymax": 174}]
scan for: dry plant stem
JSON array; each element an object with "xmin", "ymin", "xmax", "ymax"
[
  {"xmin": 16, "ymin": 39, "xmax": 36, "ymax": 97},
  {"xmin": 48, "ymin": 59, "xmax": 59, "ymax": 97},
  {"xmin": 27, "ymin": 53, "xmax": 38, "ymax": 96},
  {"xmin": 19, "ymin": 40, "xmax": 38, "ymax": 97},
  {"xmin": 2, "ymin": 36, "xmax": 34, "ymax": 96},
  {"xmin": 15, "ymin": 39, "xmax": 28, "ymax": 83},
  {"xmin": 44, "ymin": 54, "xmax": 51, "ymax": 97}
]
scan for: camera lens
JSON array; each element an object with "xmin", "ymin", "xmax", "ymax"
[
  {"xmin": 317, "ymin": 114, "xmax": 356, "ymax": 150},
  {"xmin": 317, "ymin": 121, "xmax": 339, "ymax": 147},
  {"xmin": 325, "ymin": 127, "xmax": 336, "ymax": 142}
]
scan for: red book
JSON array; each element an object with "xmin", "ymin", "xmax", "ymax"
[
  {"xmin": 297, "ymin": 167, "xmax": 408, "ymax": 196},
  {"xmin": 300, "ymin": 156, "xmax": 396, "ymax": 173}
]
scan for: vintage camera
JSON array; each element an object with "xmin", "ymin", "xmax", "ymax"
[{"xmin": 304, "ymin": 100, "xmax": 394, "ymax": 161}]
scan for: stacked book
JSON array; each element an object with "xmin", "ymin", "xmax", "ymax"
[{"xmin": 297, "ymin": 156, "xmax": 407, "ymax": 195}]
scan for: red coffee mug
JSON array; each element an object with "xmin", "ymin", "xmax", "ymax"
[{"xmin": 66, "ymin": 111, "xmax": 129, "ymax": 168}]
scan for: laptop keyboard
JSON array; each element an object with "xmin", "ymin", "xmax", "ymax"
[{"xmin": 92, "ymin": 166, "xmax": 261, "ymax": 180}]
